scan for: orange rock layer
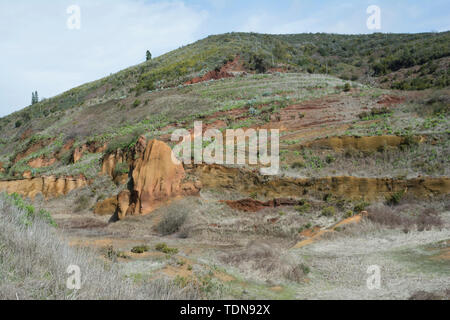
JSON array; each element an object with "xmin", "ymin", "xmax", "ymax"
[{"xmin": 0, "ymin": 176, "xmax": 89, "ymax": 199}]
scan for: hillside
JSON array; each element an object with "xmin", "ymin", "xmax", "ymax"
[{"xmin": 0, "ymin": 32, "xmax": 449, "ymax": 300}]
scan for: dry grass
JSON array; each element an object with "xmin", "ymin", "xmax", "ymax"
[
  {"xmin": 220, "ymin": 241, "xmax": 309, "ymax": 283},
  {"xmin": 366, "ymin": 203, "xmax": 444, "ymax": 232},
  {"xmin": 0, "ymin": 193, "xmax": 200, "ymax": 300},
  {"xmin": 155, "ymin": 202, "xmax": 189, "ymax": 236}
]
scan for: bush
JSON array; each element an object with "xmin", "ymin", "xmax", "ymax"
[
  {"xmin": 74, "ymin": 195, "xmax": 91, "ymax": 212},
  {"xmin": 284, "ymin": 263, "xmax": 310, "ymax": 282},
  {"xmin": 343, "ymin": 83, "xmax": 351, "ymax": 92},
  {"xmin": 321, "ymin": 206, "xmax": 335, "ymax": 217},
  {"xmin": 344, "ymin": 210, "xmax": 354, "ymax": 218},
  {"xmin": 132, "ymin": 99, "xmax": 141, "ymax": 108},
  {"xmin": 367, "ymin": 205, "xmax": 413, "ymax": 230},
  {"xmin": 155, "ymin": 243, "xmax": 178, "ymax": 255},
  {"xmin": 113, "ymin": 162, "xmax": 129, "ymax": 176},
  {"xmin": 353, "ymin": 201, "xmax": 369, "ymax": 213},
  {"xmin": 325, "ymin": 154, "xmax": 335, "ymax": 164},
  {"xmin": 295, "ymin": 202, "xmax": 310, "ymax": 214},
  {"xmin": 291, "ymin": 161, "xmax": 306, "ymax": 169},
  {"xmin": 156, "ymin": 206, "xmax": 187, "ymax": 236},
  {"xmin": 131, "ymin": 245, "xmax": 150, "ymax": 254},
  {"xmin": 386, "ymin": 190, "xmax": 405, "ymax": 206},
  {"xmin": 416, "ymin": 210, "xmax": 443, "ymax": 231},
  {"xmin": 358, "ymin": 107, "xmax": 391, "ymax": 120},
  {"xmin": 15, "ymin": 120, "xmax": 22, "ymax": 128},
  {"xmin": 6, "ymin": 193, "xmax": 56, "ymax": 227},
  {"xmin": 247, "ymin": 51, "xmax": 271, "ymax": 73}
]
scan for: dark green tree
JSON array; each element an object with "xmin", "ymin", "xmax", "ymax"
[
  {"xmin": 31, "ymin": 91, "xmax": 39, "ymax": 105},
  {"xmin": 146, "ymin": 50, "xmax": 152, "ymax": 61}
]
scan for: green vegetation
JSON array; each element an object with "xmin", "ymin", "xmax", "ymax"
[
  {"xmin": 321, "ymin": 206, "xmax": 336, "ymax": 217},
  {"xmin": 4, "ymin": 192, "xmax": 56, "ymax": 227},
  {"xmin": 155, "ymin": 243, "xmax": 179, "ymax": 255},
  {"xmin": 386, "ymin": 190, "xmax": 405, "ymax": 206},
  {"xmin": 131, "ymin": 245, "xmax": 150, "ymax": 254}
]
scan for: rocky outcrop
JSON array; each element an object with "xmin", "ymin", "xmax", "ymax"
[
  {"xmin": 73, "ymin": 141, "xmax": 107, "ymax": 163},
  {"xmin": 184, "ymin": 56, "xmax": 244, "ymax": 85},
  {"xmin": 100, "ymin": 135, "xmax": 146, "ymax": 179},
  {"xmin": 125, "ymin": 139, "xmax": 200, "ymax": 217},
  {"xmin": 0, "ymin": 175, "xmax": 89, "ymax": 199},
  {"xmin": 14, "ymin": 138, "xmax": 54, "ymax": 163},
  {"xmin": 223, "ymin": 198, "xmax": 307, "ymax": 212},
  {"xmin": 94, "ymin": 197, "xmax": 118, "ymax": 215},
  {"xmin": 304, "ymin": 135, "xmax": 410, "ymax": 152},
  {"xmin": 98, "ymin": 139, "xmax": 200, "ymax": 220},
  {"xmin": 116, "ymin": 190, "xmax": 131, "ymax": 220},
  {"xmin": 28, "ymin": 156, "xmax": 57, "ymax": 168},
  {"xmin": 193, "ymin": 164, "xmax": 450, "ymax": 201}
]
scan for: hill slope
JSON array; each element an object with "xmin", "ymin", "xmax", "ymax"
[{"xmin": 0, "ymin": 32, "xmax": 449, "ymax": 300}]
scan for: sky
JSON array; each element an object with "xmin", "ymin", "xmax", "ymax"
[{"xmin": 0, "ymin": 0, "xmax": 449, "ymax": 117}]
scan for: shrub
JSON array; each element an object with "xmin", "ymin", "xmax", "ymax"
[
  {"xmin": 416, "ymin": 210, "xmax": 443, "ymax": 231},
  {"xmin": 132, "ymin": 99, "xmax": 141, "ymax": 108},
  {"xmin": 247, "ymin": 51, "xmax": 271, "ymax": 73},
  {"xmin": 366, "ymin": 205, "xmax": 413, "ymax": 230},
  {"xmin": 325, "ymin": 154, "xmax": 335, "ymax": 164},
  {"xmin": 291, "ymin": 161, "xmax": 306, "ymax": 169},
  {"xmin": 400, "ymin": 135, "xmax": 418, "ymax": 149},
  {"xmin": 386, "ymin": 190, "xmax": 405, "ymax": 206},
  {"xmin": 284, "ymin": 263, "xmax": 310, "ymax": 282},
  {"xmin": 6, "ymin": 193, "xmax": 56, "ymax": 227},
  {"xmin": 343, "ymin": 83, "xmax": 351, "ymax": 92},
  {"xmin": 131, "ymin": 245, "xmax": 150, "ymax": 254},
  {"xmin": 295, "ymin": 202, "xmax": 311, "ymax": 214},
  {"xmin": 155, "ymin": 243, "xmax": 178, "ymax": 255},
  {"xmin": 156, "ymin": 206, "xmax": 188, "ymax": 236},
  {"xmin": 15, "ymin": 120, "xmax": 22, "ymax": 128},
  {"xmin": 344, "ymin": 210, "xmax": 354, "ymax": 218},
  {"xmin": 353, "ymin": 201, "xmax": 369, "ymax": 213},
  {"xmin": 321, "ymin": 206, "xmax": 335, "ymax": 217},
  {"xmin": 74, "ymin": 195, "xmax": 91, "ymax": 212},
  {"xmin": 113, "ymin": 162, "xmax": 129, "ymax": 176},
  {"xmin": 409, "ymin": 291, "xmax": 446, "ymax": 300},
  {"xmin": 103, "ymin": 246, "xmax": 128, "ymax": 261},
  {"xmin": 358, "ymin": 107, "xmax": 391, "ymax": 120}
]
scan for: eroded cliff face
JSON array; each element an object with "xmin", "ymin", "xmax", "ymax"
[
  {"xmin": 101, "ymin": 135, "xmax": 146, "ymax": 179},
  {"xmin": 96, "ymin": 138, "xmax": 200, "ymax": 220},
  {"xmin": 120, "ymin": 139, "xmax": 200, "ymax": 218},
  {"xmin": 73, "ymin": 141, "xmax": 108, "ymax": 163},
  {"xmin": 193, "ymin": 164, "xmax": 450, "ymax": 201},
  {"xmin": 0, "ymin": 176, "xmax": 89, "ymax": 199},
  {"xmin": 304, "ymin": 135, "xmax": 406, "ymax": 152}
]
